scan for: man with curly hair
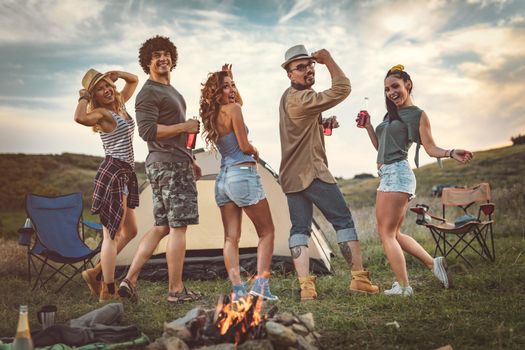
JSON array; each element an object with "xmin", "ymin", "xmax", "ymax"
[{"xmin": 118, "ymin": 35, "xmax": 202, "ymax": 303}]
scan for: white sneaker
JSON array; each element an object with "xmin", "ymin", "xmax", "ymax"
[
  {"xmin": 384, "ymin": 281, "xmax": 413, "ymax": 296},
  {"xmin": 433, "ymin": 257, "xmax": 451, "ymax": 289}
]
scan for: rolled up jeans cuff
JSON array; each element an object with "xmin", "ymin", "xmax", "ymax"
[
  {"xmin": 289, "ymin": 233, "xmax": 309, "ymax": 248},
  {"xmin": 336, "ymin": 227, "xmax": 358, "ymax": 243}
]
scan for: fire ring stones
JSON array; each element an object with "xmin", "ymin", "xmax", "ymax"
[{"xmin": 265, "ymin": 321, "xmax": 297, "ymax": 347}]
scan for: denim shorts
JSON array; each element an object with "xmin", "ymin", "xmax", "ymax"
[
  {"xmin": 377, "ymin": 160, "xmax": 417, "ymax": 200},
  {"xmin": 215, "ymin": 164, "xmax": 265, "ymax": 207}
]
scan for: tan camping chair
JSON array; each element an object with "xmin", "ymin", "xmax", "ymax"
[{"xmin": 410, "ymin": 183, "xmax": 495, "ymax": 266}]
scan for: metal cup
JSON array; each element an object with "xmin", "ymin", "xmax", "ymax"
[{"xmin": 37, "ymin": 305, "xmax": 57, "ymax": 330}]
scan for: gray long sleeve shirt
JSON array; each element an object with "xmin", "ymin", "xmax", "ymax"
[{"xmin": 135, "ymin": 79, "xmax": 193, "ymax": 166}]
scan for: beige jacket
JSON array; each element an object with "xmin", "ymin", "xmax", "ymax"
[{"xmin": 278, "ymin": 76, "xmax": 351, "ymax": 193}]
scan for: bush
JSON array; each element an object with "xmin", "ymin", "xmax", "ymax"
[
  {"xmin": 511, "ymin": 134, "xmax": 525, "ymax": 145},
  {"xmin": 353, "ymin": 173, "xmax": 375, "ymax": 180}
]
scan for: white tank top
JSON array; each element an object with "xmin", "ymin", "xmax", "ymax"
[{"xmin": 99, "ymin": 108, "xmax": 135, "ymax": 168}]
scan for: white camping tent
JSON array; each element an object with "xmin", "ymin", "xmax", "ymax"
[{"xmin": 116, "ymin": 149, "xmax": 333, "ymax": 277}]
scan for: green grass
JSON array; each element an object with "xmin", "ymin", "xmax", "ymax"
[
  {"xmin": 1, "ymin": 146, "xmax": 524, "ymax": 348},
  {"xmin": 1, "ymin": 234, "xmax": 524, "ymax": 349}
]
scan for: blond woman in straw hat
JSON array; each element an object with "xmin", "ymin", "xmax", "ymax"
[{"xmin": 74, "ymin": 69, "xmax": 139, "ymax": 302}]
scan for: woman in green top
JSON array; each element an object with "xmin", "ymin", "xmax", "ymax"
[{"xmin": 359, "ymin": 64, "xmax": 473, "ymax": 296}]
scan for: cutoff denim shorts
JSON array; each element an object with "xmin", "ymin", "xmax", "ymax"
[
  {"xmin": 215, "ymin": 164, "xmax": 265, "ymax": 207},
  {"xmin": 377, "ymin": 160, "xmax": 417, "ymax": 200}
]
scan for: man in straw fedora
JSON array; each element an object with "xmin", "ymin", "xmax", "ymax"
[
  {"xmin": 278, "ymin": 45, "xmax": 379, "ymax": 300},
  {"xmin": 117, "ymin": 35, "xmax": 202, "ymax": 303}
]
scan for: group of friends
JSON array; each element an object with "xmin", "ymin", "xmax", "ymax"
[{"xmin": 74, "ymin": 35, "xmax": 474, "ymax": 303}]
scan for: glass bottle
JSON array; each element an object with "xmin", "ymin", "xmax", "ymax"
[
  {"xmin": 13, "ymin": 305, "xmax": 34, "ymax": 350},
  {"xmin": 186, "ymin": 116, "xmax": 199, "ymax": 150}
]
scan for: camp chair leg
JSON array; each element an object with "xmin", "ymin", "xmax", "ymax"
[
  {"xmin": 38, "ymin": 264, "xmax": 68, "ymax": 291},
  {"xmin": 31, "ymin": 255, "xmax": 72, "ymax": 291},
  {"xmin": 429, "ymin": 229, "xmax": 447, "ymax": 257},
  {"xmin": 480, "ymin": 226, "xmax": 495, "ymax": 261},
  {"xmin": 29, "ymin": 252, "xmax": 100, "ymax": 292},
  {"xmin": 474, "ymin": 229, "xmax": 495, "ymax": 262},
  {"xmin": 437, "ymin": 232, "xmax": 474, "ymax": 267},
  {"xmin": 54, "ymin": 267, "xmax": 80, "ymax": 293},
  {"xmin": 447, "ymin": 239, "xmax": 474, "ymax": 267},
  {"xmin": 32, "ymin": 257, "xmax": 49, "ymax": 290},
  {"xmin": 54, "ymin": 261, "xmax": 97, "ymax": 293},
  {"xmin": 488, "ymin": 227, "xmax": 496, "ymax": 261}
]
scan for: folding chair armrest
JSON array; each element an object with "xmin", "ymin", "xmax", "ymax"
[
  {"xmin": 410, "ymin": 207, "xmax": 446, "ymax": 222},
  {"xmin": 410, "ymin": 207, "xmax": 426, "ymax": 215},
  {"xmin": 83, "ymin": 219, "xmax": 103, "ymax": 232},
  {"xmin": 479, "ymin": 203, "xmax": 495, "ymax": 217}
]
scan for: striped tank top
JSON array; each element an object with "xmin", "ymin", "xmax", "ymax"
[{"xmin": 99, "ymin": 109, "xmax": 135, "ymax": 168}]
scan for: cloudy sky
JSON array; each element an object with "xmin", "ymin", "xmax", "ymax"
[{"xmin": 0, "ymin": 0, "xmax": 524, "ymax": 177}]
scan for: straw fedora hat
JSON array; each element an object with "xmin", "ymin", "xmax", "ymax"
[
  {"xmin": 281, "ymin": 44, "xmax": 313, "ymax": 69},
  {"xmin": 81, "ymin": 68, "xmax": 113, "ymax": 92}
]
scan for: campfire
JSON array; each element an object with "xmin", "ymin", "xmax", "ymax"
[
  {"xmin": 147, "ymin": 294, "xmax": 321, "ymax": 350},
  {"xmin": 213, "ymin": 294, "xmax": 268, "ymax": 344}
]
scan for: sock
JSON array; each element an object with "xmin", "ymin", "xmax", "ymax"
[{"xmin": 107, "ymin": 283, "xmax": 115, "ymax": 294}]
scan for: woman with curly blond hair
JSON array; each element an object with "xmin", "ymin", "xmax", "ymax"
[{"xmin": 200, "ymin": 65, "xmax": 277, "ymax": 301}]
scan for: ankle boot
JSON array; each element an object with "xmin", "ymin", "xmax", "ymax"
[
  {"xmin": 350, "ymin": 270, "xmax": 379, "ymax": 295},
  {"xmin": 298, "ymin": 276, "xmax": 317, "ymax": 301},
  {"xmin": 82, "ymin": 268, "xmax": 101, "ymax": 297},
  {"xmin": 99, "ymin": 282, "xmax": 119, "ymax": 303}
]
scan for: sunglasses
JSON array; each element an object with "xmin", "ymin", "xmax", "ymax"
[{"xmin": 289, "ymin": 61, "xmax": 316, "ymax": 72}]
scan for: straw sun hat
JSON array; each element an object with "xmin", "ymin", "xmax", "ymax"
[{"xmin": 81, "ymin": 68, "xmax": 113, "ymax": 92}]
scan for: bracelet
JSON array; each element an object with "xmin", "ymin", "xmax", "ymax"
[
  {"xmin": 78, "ymin": 95, "xmax": 90, "ymax": 103},
  {"xmin": 450, "ymin": 149, "xmax": 455, "ymax": 158}
]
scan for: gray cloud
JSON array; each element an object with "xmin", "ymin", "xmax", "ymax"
[{"xmin": 1, "ymin": 0, "xmax": 524, "ymax": 177}]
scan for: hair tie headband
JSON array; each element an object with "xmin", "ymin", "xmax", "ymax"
[{"xmin": 389, "ymin": 64, "xmax": 405, "ymax": 73}]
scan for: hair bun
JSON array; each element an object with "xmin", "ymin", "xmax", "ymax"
[{"xmin": 389, "ymin": 64, "xmax": 405, "ymax": 73}]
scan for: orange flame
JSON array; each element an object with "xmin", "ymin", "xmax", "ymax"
[{"xmin": 216, "ymin": 294, "xmax": 265, "ymax": 343}]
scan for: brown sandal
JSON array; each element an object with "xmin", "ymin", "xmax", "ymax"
[
  {"xmin": 167, "ymin": 286, "xmax": 203, "ymax": 303},
  {"xmin": 118, "ymin": 278, "xmax": 138, "ymax": 303}
]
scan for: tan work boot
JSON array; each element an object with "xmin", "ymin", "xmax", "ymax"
[
  {"xmin": 82, "ymin": 268, "xmax": 101, "ymax": 297},
  {"xmin": 99, "ymin": 282, "xmax": 119, "ymax": 303},
  {"xmin": 349, "ymin": 270, "xmax": 379, "ymax": 295},
  {"xmin": 298, "ymin": 276, "xmax": 318, "ymax": 301}
]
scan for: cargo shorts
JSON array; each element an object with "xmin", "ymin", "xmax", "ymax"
[{"xmin": 146, "ymin": 161, "xmax": 199, "ymax": 228}]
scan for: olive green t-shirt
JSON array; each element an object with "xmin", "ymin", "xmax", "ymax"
[{"xmin": 375, "ymin": 106, "xmax": 423, "ymax": 166}]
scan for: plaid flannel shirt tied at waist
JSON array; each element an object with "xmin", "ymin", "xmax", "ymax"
[{"xmin": 91, "ymin": 156, "xmax": 139, "ymax": 239}]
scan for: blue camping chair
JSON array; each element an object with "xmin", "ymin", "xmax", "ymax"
[{"xmin": 21, "ymin": 192, "xmax": 102, "ymax": 292}]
